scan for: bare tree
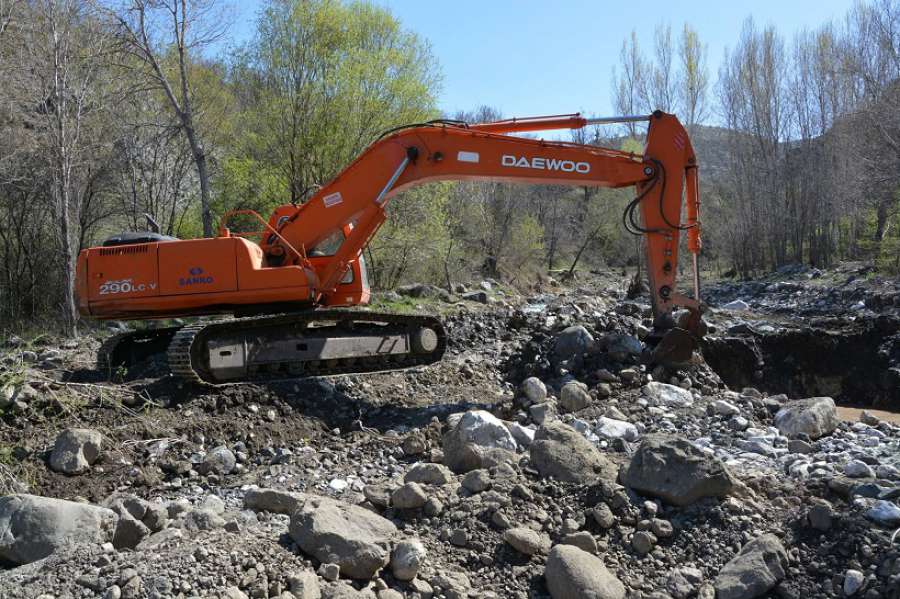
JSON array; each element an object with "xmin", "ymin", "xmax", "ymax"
[
  {"xmin": 677, "ymin": 23, "xmax": 709, "ymax": 130},
  {"xmin": 106, "ymin": 0, "xmax": 228, "ymax": 237},
  {"xmin": 611, "ymin": 31, "xmax": 646, "ymax": 137},
  {"xmin": 23, "ymin": 0, "xmax": 110, "ymax": 335}
]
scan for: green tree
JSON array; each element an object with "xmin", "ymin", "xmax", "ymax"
[{"xmin": 230, "ymin": 0, "xmax": 441, "ymax": 208}]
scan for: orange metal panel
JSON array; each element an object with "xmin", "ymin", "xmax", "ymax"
[
  {"xmin": 157, "ymin": 238, "xmax": 238, "ymax": 296},
  {"xmin": 86, "ymin": 244, "xmax": 160, "ymax": 302}
]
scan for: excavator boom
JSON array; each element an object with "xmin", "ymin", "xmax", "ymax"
[{"xmin": 77, "ymin": 110, "xmax": 703, "ymax": 383}]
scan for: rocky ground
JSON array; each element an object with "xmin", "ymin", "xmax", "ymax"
[{"xmin": 0, "ymin": 265, "xmax": 898, "ymax": 599}]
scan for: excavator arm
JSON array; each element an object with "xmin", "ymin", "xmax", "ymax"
[{"xmin": 265, "ymin": 110, "xmax": 703, "ymax": 322}]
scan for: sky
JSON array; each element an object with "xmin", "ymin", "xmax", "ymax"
[{"xmin": 223, "ymin": 0, "xmax": 856, "ymax": 121}]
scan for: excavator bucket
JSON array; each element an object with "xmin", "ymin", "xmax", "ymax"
[{"xmin": 650, "ymin": 308, "xmax": 707, "ymax": 367}]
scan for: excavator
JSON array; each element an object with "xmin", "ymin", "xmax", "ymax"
[{"xmin": 76, "ymin": 110, "xmax": 704, "ymax": 385}]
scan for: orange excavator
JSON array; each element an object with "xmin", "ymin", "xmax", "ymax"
[{"xmin": 76, "ymin": 110, "xmax": 704, "ymax": 384}]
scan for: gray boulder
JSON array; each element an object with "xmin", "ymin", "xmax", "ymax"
[
  {"xmin": 713, "ymin": 534, "xmax": 788, "ymax": 599},
  {"xmin": 199, "ymin": 445, "xmax": 236, "ymax": 475},
  {"xmin": 553, "ymin": 325, "xmax": 594, "ymax": 364},
  {"xmin": 442, "ymin": 410, "xmax": 517, "ymax": 473},
  {"xmin": 390, "ymin": 538, "xmax": 427, "ymax": 581},
  {"xmin": 621, "ymin": 436, "xmax": 735, "ymax": 506},
  {"xmin": 642, "ymin": 382, "xmax": 693, "ymax": 407},
  {"xmin": 502, "ymin": 527, "xmax": 550, "ymax": 556},
  {"xmin": 244, "ymin": 487, "xmax": 308, "ymax": 514},
  {"xmin": 49, "ymin": 428, "xmax": 102, "ymax": 474},
  {"xmin": 520, "ymin": 377, "xmax": 547, "ymax": 403},
  {"xmin": 530, "ymin": 421, "xmax": 617, "ymax": 483},
  {"xmin": 774, "ymin": 397, "xmax": 838, "ymax": 440},
  {"xmin": 559, "ymin": 381, "xmax": 591, "ymax": 413},
  {"xmin": 289, "ymin": 495, "xmax": 397, "ymax": 579},
  {"xmin": 545, "ymin": 544, "xmax": 625, "ymax": 599},
  {"xmin": 405, "ymin": 463, "xmax": 455, "ymax": 486},
  {"xmin": 0, "ymin": 494, "xmax": 117, "ymax": 565}
]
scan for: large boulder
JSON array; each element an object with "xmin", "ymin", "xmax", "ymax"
[
  {"xmin": 289, "ymin": 495, "xmax": 397, "ymax": 579},
  {"xmin": 774, "ymin": 397, "xmax": 838, "ymax": 440},
  {"xmin": 530, "ymin": 421, "xmax": 617, "ymax": 483},
  {"xmin": 49, "ymin": 428, "xmax": 102, "ymax": 474},
  {"xmin": 559, "ymin": 381, "xmax": 591, "ymax": 413},
  {"xmin": 641, "ymin": 382, "xmax": 693, "ymax": 407},
  {"xmin": 713, "ymin": 534, "xmax": 788, "ymax": 599},
  {"xmin": 621, "ymin": 436, "xmax": 735, "ymax": 506},
  {"xmin": 442, "ymin": 410, "xmax": 518, "ymax": 473},
  {"xmin": 594, "ymin": 417, "xmax": 639, "ymax": 442},
  {"xmin": 553, "ymin": 325, "xmax": 595, "ymax": 364},
  {"xmin": 244, "ymin": 488, "xmax": 308, "ymax": 514},
  {"xmin": 545, "ymin": 544, "xmax": 625, "ymax": 599},
  {"xmin": 0, "ymin": 494, "xmax": 118, "ymax": 565}
]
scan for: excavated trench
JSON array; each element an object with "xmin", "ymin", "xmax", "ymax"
[{"xmin": 700, "ymin": 316, "xmax": 900, "ymax": 409}]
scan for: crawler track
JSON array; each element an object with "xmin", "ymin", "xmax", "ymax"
[{"xmin": 99, "ymin": 310, "xmax": 446, "ymax": 385}]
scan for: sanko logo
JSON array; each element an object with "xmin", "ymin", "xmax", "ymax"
[
  {"xmin": 501, "ymin": 155, "xmax": 590, "ymax": 174},
  {"xmin": 178, "ymin": 266, "xmax": 214, "ymax": 286}
]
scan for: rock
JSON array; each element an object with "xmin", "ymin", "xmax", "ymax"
[
  {"xmin": 604, "ymin": 333, "xmax": 643, "ymax": 358},
  {"xmin": 223, "ymin": 588, "xmax": 249, "ymax": 599},
  {"xmin": 391, "ymin": 483, "xmax": 428, "ymax": 509},
  {"xmin": 844, "ymin": 569, "xmax": 865, "ymax": 596},
  {"xmin": 807, "ymin": 498, "xmax": 833, "ymax": 531},
  {"xmin": 621, "ymin": 436, "xmax": 735, "ymax": 506},
  {"xmin": 199, "ymin": 445, "xmax": 236, "ymax": 475},
  {"xmin": 642, "ymin": 382, "xmax": 693, "ymax": 407},
  {"xmin": 774, "ymin": 397, "xmax": 838, "ymax": 440},
  {"xmin": 844, "ymin": 460, "xmax": 875, "ymax": 478},
  {"xmin": 185, "ymin": 508, "xmax": 225, "ymax": 531},
  {"xmin": 397, "ymin": 283, "xmax": 451, "ymax": 302},
  {"xmin": 787, "ymin": 439, "xmax": 814, "ymax": 454},
  {"xmin": 530, "ymin": 420, "xmax": 617, "ymax": 483},
  {"xmin": 520, "ymin": 377, "xmax": 547, "ymax": 403},
  {"xmin": 632, "ymin": 531, "xmax": 656, "ymax": 555},
  {"xmin": 244, "ymin": 488, "xmax": 308, "ymax": 514},
  {"xmin": 559, "ymin": 381, "xmax": 592, "ymax": 412},
  {"xmin": 508, "ymin": 423, "xmax": 536, "ymax": 448},
  {"xmin": 713, "ymin": 534, "xmax": 788, "ymax": 599},
  {"xmin": 461, "ymin": 290, "xmax": 488, "ymax": 303},
  {"xmin": 502, "ymin": 527, "xmax": 550, "ymax": 556},
  {"xmin": 391, "ymin": 538, "xmax": 426, "ymax": 581},
  {"xmin": 553, "ymin": 325, "xmax": 595, "ymax": 364},
  {"xmin": 722, "ymin": 300, "xmax": 750, "ymax": 311},
  {"xmin": 860, "ymin": 410, "xmax": 881, "ymax": 426},
  {"xmin": 402, "ymin": 434, "xmax": 427, "ymax": 456},
  {"xmin": 287, "ymin": 571, "xmax": 322, "ymax": 599},
  {"xmin": 142, "ymin": 503, "xmax": 168, "ymax": 532},
  {"xmin": 667, "ymin": 567, "xmax": 703, "ymax": 599},
  {"xmin": 461, "ymin": 469, "xmax": 491, "ymax": 493},
  {"xmin": 544, "ymin": 544, "xmax": 625, "ymax": 599},
  {"xmin": 405, "ymin": 463, "xmax": 455, "ymax": 486},
  {"xmin": 0, "ymin": 494, "xmax": 117, "ymax": 565},
  {"xmin": 560, "ymin": 531, "xmax": 597, "ymax": 554},
  {"xmin": 865, "ymin": 500, "xmax": 900, "ymax": 526},
  {"xmin": 442, "ymin": 410, "xmax": 518, "ymax": 473},
  {"xmin": 591, "ymin": 504, "xmax": 616, "ymax": 529},
  {"xmin": 49, "ymin": 428, "xmax": 102, "ymax": 474},
  {"xmin": 112, "ymin": 513, "xmax": 150, "ymax": 549},
  {"xmin": 529, "ymin": 401, "xmax": 557, "ymax": 425},
  {"xmin": 594, "ymin": 417, "xmax": 639, "ymax": 442},
  {"xmin": 650, "ymin": 518, "xmax": 674, "ymax": 538},
  {"xmin": 289, "ymin": 495, "xmax": 397, "ymax": 579},
  {"xmin": 712, "ymin": 400, "xmax": 741, "ymax": 416}
]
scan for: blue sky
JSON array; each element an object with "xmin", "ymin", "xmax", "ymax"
[{"xmin": 223, "ymin": 0, "xmax": 854, "ymax": 120}]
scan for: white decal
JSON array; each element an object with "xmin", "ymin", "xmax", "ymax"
[
  {"xmin": 98, "ymin": 278, "xmax": 156, "ymax": 295},
  {"xmin": 457, "ymin": 151, "xmax": 480, "ymax": 163},
  {"xmin": 501, "ymin": 154, "xmax": 590, "ymax": 174},
  {"xmin": 323, "ymin": 192, "xmax": 343, "ymax": 208}
]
